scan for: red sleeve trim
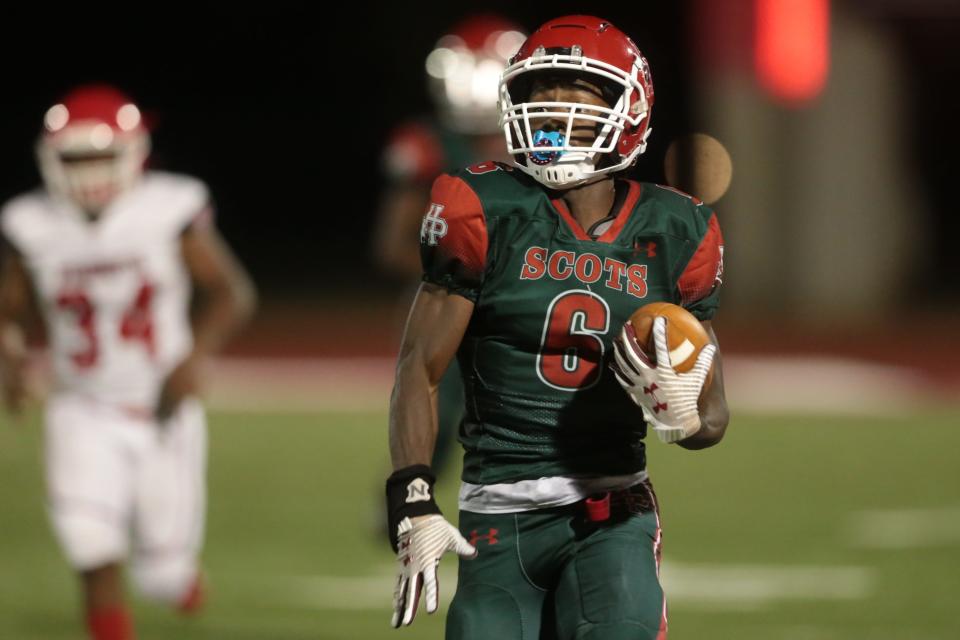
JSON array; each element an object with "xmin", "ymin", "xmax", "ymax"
[
  {"xmin": 678, "ymin": 212, "xmax": 724, "ymax": 305},
  {"xmin": 424, "ymin": 175, "xmax": 488, "ymax": 279}
]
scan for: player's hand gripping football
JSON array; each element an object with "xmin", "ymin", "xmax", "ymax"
[
  {"xmin": 611, "ymin": 316, "xmax": 716, "ymax": 443},
  {"xmin": 392, "ymin": 514, "xmax": 477, "ymax": 627}
]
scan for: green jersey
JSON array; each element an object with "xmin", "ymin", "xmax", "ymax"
[{"xmin": 420, "ymin": 162, "xmax": 724, "ymax": 492}]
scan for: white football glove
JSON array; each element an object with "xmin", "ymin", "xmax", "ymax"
[
  {"xmin": 391, "ymin": 514, "xmax": 477, "ymax": 628},
  {"xmin": 612, "ymin": 316, "xmax": 716, "ymax": 444}
]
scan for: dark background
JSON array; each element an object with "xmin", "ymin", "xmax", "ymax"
[
  {"xmin": 1, "ymin": 2, "xmax": 956, "ymax": 299},
  {"xmin": 0, "ymin": 2, "xmax": 690, "ymax": 296}
]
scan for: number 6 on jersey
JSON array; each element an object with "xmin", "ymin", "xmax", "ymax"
[{"xmin": 536, "ymin": 290, "xmax": 610, "ymax": 391}]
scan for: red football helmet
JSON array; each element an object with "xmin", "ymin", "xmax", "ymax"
[
  {"xmin": 498, "ymin": 16, "xmax": 655, "ymax": 189},
  {"xmin": 36, "ymin": 84, "xmax": 150, "ymax": 213},
  {"xmin": 425, "ymin": 14, "xmax": 526, "ymax": 135}
]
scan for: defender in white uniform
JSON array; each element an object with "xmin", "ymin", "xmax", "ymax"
[{"xmin": 0, "ymin": 85, "xmax": 256, "ymax": 640}]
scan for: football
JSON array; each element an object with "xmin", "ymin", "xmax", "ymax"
[{"xmin": 627, "ymin": 302, "xmax": 714, "ymax": 386}]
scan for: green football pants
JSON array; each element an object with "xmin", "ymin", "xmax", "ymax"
[{"xmin": 447, "ymin": 483, "xmax": 667, "ymax": 640}]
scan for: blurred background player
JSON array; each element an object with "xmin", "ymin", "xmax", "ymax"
[
  {"xmin": 371, "ymin": 15, "xmax": 525, "ymax": 477},
  {"xmin": 0, "ymin": 85, "xmax": 256, "ymax": 640}
]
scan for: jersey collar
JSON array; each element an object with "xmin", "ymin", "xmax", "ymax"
[{"xmin": 550, "ymin": 179, "xmax": 642, "ymax": 244}]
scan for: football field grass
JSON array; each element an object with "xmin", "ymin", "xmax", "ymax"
[{"xmin": 2, "ymin": 408, "xmax": 959, "ymax": 639}]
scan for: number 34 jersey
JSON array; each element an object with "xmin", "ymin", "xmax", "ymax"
[
  {"xmin": 421, "ymin": 162, "xmax": 724, "ymax": 491},
  {"xmin": 1, "ymin": 171, "xmax": 208, "ymax": 411}
]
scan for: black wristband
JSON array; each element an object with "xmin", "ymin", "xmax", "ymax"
[{"xmin": 385, "ymin": 464, "xmax": 442, "ymax": 552}]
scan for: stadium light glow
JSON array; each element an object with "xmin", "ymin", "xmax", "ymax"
[{"xmin": 754, "ymin": 0, "xmax": 830, "ymax": 105}]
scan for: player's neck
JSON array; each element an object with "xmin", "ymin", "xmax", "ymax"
[{"xmin": 560, "ymin": 178, "xmax": 617, "ymax": 232}]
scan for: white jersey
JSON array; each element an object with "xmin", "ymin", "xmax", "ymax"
[{"xmin": 1, "ymin": 171, "xmax": 207, "ymax": 410}]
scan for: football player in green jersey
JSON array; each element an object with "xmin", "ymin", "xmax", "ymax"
[{"xmin": 385, "ymin": 15, "xmax": 730, "ymax": 639}]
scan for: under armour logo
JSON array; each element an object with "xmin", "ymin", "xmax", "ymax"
[
  {"xmin": 469, "ymin": 528, "xmax": 499, "ymax": 546},
  {"xmin": 633, "ymin": 240, "xmax": 657, "ymax": 258},
  {"xmin": 643, "ymin": 383, "xmax": 668, "ymax": 414},
  {"xmin": 420, "ymin": 203, "xmax": 448, "ymax": 246},
  {"xmin": 405, "ymin": 478, "xmax": 431, "ymax": 503}
]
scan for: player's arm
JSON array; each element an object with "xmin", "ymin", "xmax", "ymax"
[
  {"xmin": 386, "ymin": 173, "xmax": 486, "ymax": 627},
  {"xmin": 388, "ymin": 172, "xmax": 486, "ymax": 470},
  {"xmin": 389, "ymin": 282, "xmax": 472, "ymax": 468},
  {"xmin": 676, "ymin": 320, "xmax": 729, "ymax": 450},
  {"xmin": 181, "ymin": 222, "xmax": 257, "ymax": 356},
  {"xmin": 612, "ymin": 203, "xmax": 730, "ymax": 446},
  {"xmin": 156, "ymin": 221, "xmax": 257, "ymax": 419},
  {"xmin": 672, "ymin": 206, "xmax": 728, "ymax": 447},
  {"xmin": 0, "ymin": 241, "xmax": 34, "ymax": 416},
  {"xmin": 386, "ymin": 283, "xmax": 478, "ymax": 628}
]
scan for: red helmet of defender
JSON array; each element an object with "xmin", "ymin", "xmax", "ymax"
[
  {"xmin": 425, "ymin": 14, "xmax": 526, "ymax": 135},
  {"xmin": 37, "ymin": 85, "xmax": 150, "ymax": 213},
  {"xmin": 498, "ymin": 16, "xmax": 655, "ymax": 189}
]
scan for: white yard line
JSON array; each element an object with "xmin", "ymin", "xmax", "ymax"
[
  {"xmin": 284, "ymin": 562, "xmax": 874, "ymax": 612},
  {"xmin": 721, "ymin": 356, "xmax": 931, "ymax": 416},
  {"xmin": 659, "ymin": 563, "xmax": 874, "ymax": 611},
  {"xmin": 846, "ymin": 506, "xmax": 960, "ymax": 549}
]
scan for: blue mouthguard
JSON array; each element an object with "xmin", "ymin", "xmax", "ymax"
[{"xmin": 529, "ymin": 130, "xmax": 566, "ymax": 164}]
